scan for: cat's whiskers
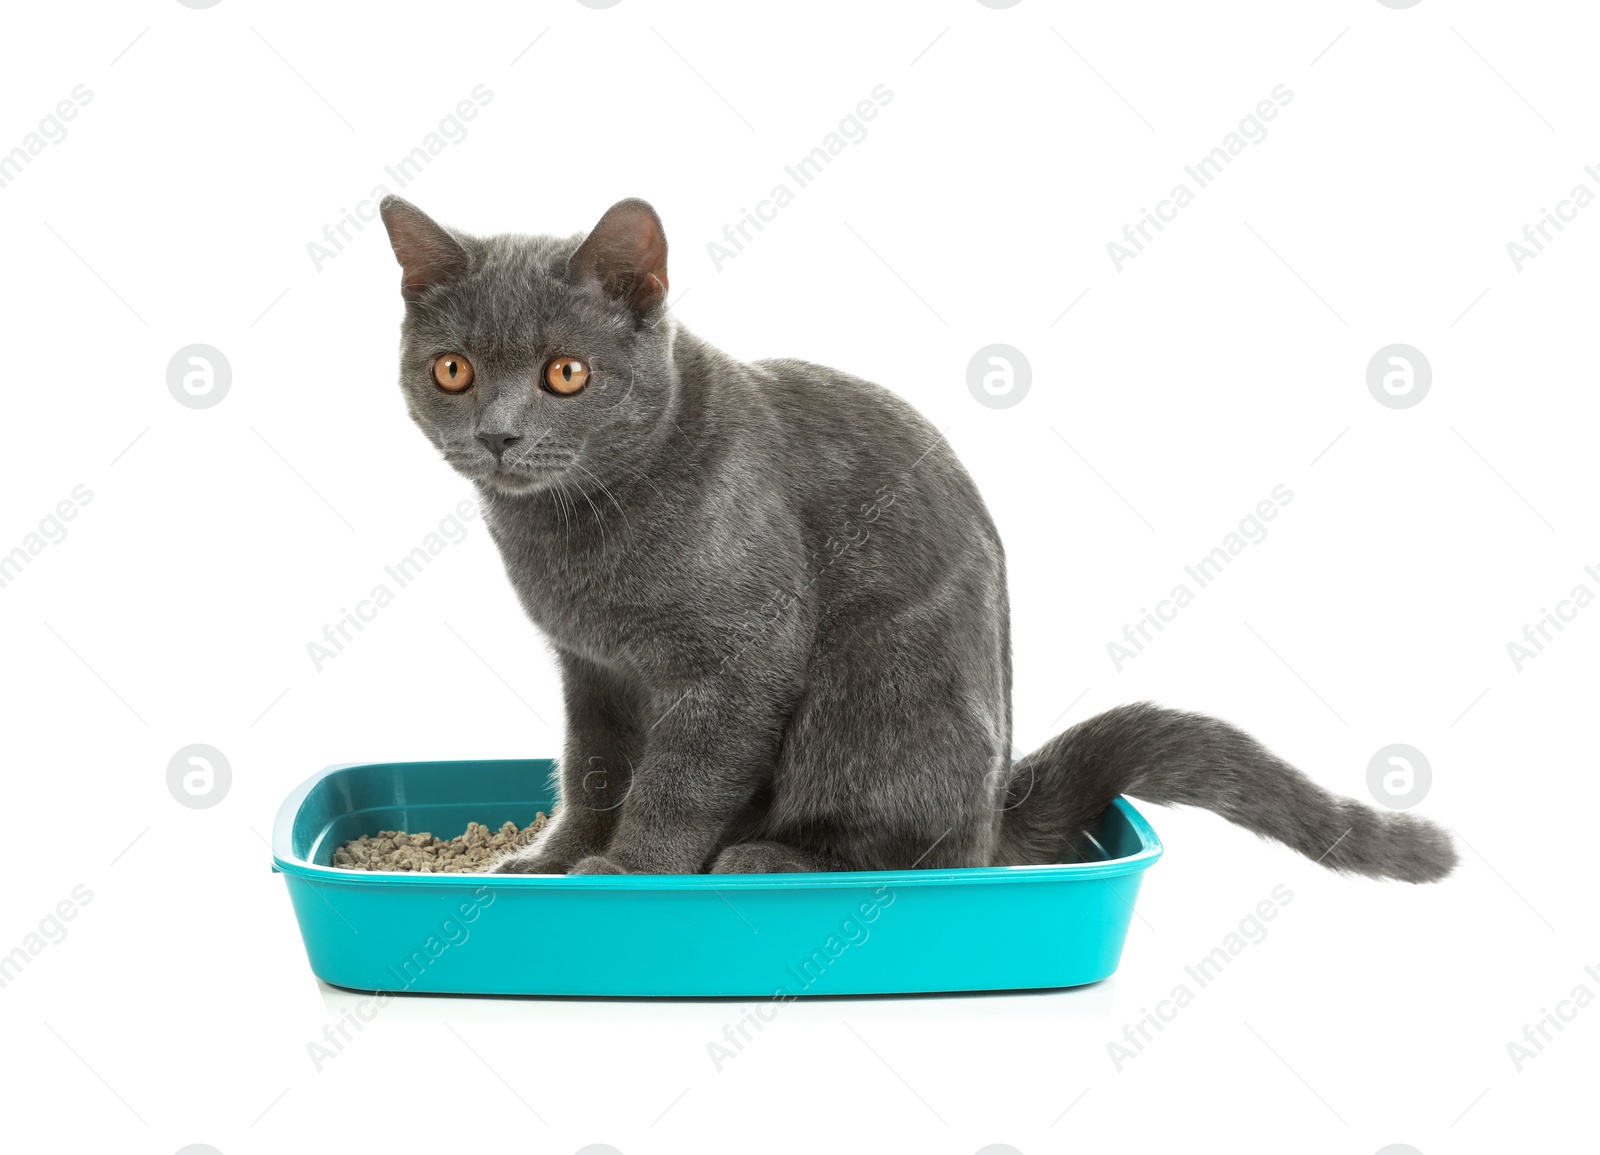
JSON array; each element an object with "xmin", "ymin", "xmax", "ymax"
[
  {"xmin": 574, "ymin": 461, "xmax": 632, "ymax": 537},
  {"xmin": 559, "ymin": 482, "xmax": 579, "ymax": 546},
  {"xmin": 568, "ymin": 476, "xmax": 611, "ymax": 550},
  {"xmin": 543, "ymin": 481, "xmax": 570, "ymax": 546},
  {"xmin": 610, "ymin": 459, "xmax": 662, "ymax": 498}
]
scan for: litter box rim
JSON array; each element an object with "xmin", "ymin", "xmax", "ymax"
[{"xmin": 271, "ymin": 759, "xmax": 1163, "ymax": 889}]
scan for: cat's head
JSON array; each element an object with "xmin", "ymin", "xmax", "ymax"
[{"xmin": 378, "ymin": 196, "xmax": 676, "ymax": 496}]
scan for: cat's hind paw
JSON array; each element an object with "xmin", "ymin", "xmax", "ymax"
[{"xmin": 568, "ymin": 854, "xmax": 627, "ymax": 875}]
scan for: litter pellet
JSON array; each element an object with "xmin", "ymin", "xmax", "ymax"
[{"xmin": 331, "ymin": 816, "xmax": 547, "ymax": 873}]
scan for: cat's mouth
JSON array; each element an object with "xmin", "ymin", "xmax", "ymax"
[
  {"xmin": 488, "ymin": 455, "xmax": 580, "ymax": 494},
  {"xmin": 442, "ymin": 447, "xmax": 578, "ymax": 493},
  {"xmin": 487, "ymin": 467, "xmax": 563, "ymax": 494}
]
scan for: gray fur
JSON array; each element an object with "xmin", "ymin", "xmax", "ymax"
[
  {"xmin": 998, "ymin": 703, "xmax": 1456, "ymax": 882},
  {"xmin": 377, "ymin": 196, "xmax": 1456, "ymax": 883}
]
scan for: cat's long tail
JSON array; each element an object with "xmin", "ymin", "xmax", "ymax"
[{"xmin": 998, "ymin": 702, "xmax": 1456, "ymax": 882}]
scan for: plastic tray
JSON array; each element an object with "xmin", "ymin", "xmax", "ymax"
[{"xmin": 271, "ymin": 759, "xmax": 1162, "ymax": 997}]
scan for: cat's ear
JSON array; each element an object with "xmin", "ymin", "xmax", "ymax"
[
  {"xmin": 379, "ymin": 196, "xmax": 470, "ymax": 301},
  {"xmin": 570, "ymin": 198, "xmax": 669, "ymax": 318}
]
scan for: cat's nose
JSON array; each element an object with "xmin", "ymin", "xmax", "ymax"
[{"xmin": 477, "ymin": 431, "xmax": 520, "ymax": 460}]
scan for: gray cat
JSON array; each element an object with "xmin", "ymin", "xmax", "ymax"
[{"xmin": 378, "ymin": 195, "xmax": 1455, "ymax": 882}]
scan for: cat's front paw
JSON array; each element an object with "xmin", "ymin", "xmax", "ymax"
[
  {"xmin": 487, "ymin": 847, "xmax": 569, "ymax": 875},
  {"xmin": 568, "ymin": 854, "xmax": 627, "ymax": 875}
]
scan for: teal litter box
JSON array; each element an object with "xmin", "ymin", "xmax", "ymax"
[{"xmin": 272, "ymin": 759, "xmax": 1162, "ymax": 997}]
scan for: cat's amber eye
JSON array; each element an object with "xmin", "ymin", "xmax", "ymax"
[
  {"xmin": 544, "ymin": 357, "xmax": 590, "ymax": 396},
  {"xmin": 433, "ymin": 354, "xmax": 475, "ymax": 392}
]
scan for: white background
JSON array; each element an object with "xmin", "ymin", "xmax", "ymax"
[{"xmin": 1, "ymin": 1, "xmax": 1595, "ymax": 1152}]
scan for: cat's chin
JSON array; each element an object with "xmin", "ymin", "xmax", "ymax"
[{"xmin": 478, "ymin": 467, "xmax": 563, "ymax": 496}]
